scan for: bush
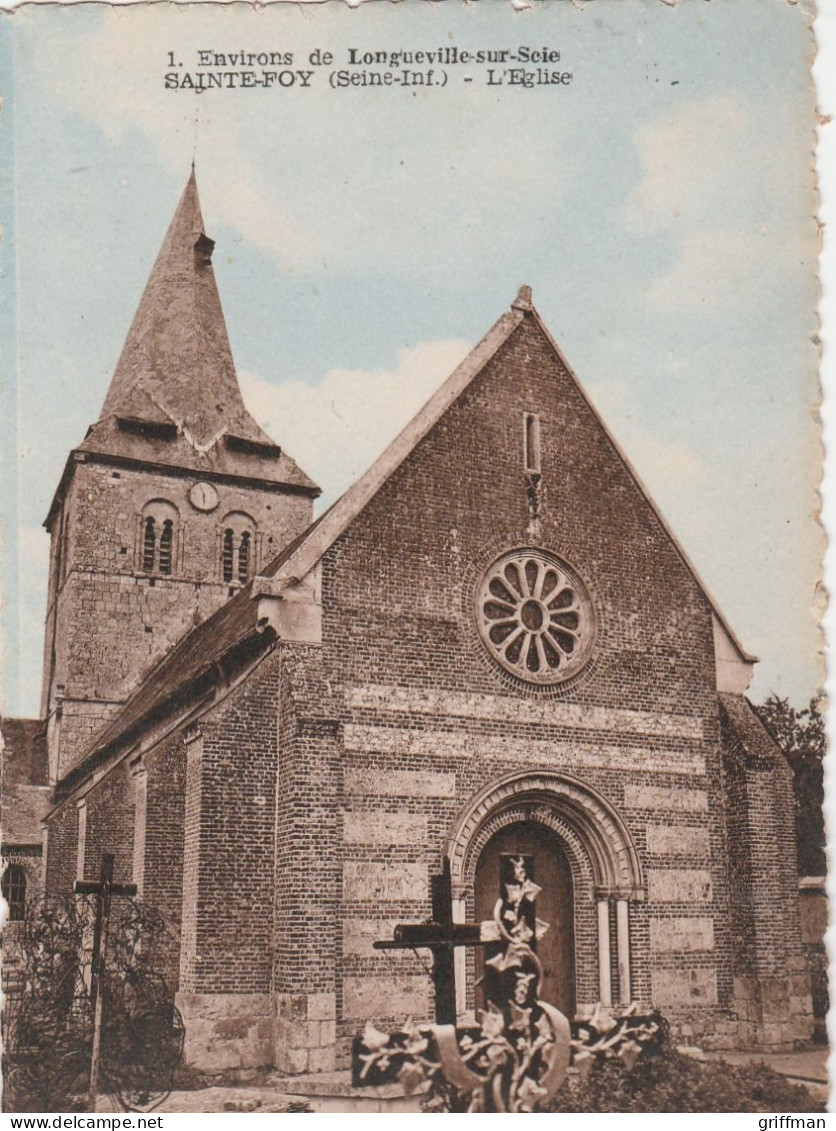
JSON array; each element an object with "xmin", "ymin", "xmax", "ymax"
[{"xmin": 545, "ymin": 1044, "xmax": 824, "ymax": 1114}]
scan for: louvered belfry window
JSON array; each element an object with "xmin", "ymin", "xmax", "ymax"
[
  {"xmin": 238, "ymin": 531, "xmax": 251, "ymax": 584},
  {"xmin": 159, "ymin": 520, "xmax": 174, "ymax": 575},
  {"xmin": 142, "ymin": 517, "xmax": 156, "ymax": 573},
  {"xmin": 222, "ymin": 528, "xmax": 235, "ymax": 582},
  {"xmin": 140, "ymin": 501, "xmax": 178, "ymax": 575},
  {"xmin": 220, "ymin": 515, "xmax": 256, "ymax": 584}
]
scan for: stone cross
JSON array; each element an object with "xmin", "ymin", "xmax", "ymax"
[
  {"xmin": 373, "ymin": 857, "xmax": 485, "ymax": 1025},
  {"xmin": 74, "ymin": 853, "xmax": 138, "ymax": 1112}
]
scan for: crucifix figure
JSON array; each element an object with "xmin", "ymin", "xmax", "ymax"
[
  {"xmin": 372, "ymin": 857, "xmax": 484, "ymax": 1025},
  {"xmin": 74, "ymin": 853, "xmax": 137, "ymax": 1112}
]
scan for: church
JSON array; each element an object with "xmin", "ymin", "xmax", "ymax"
[{"xmin": 2, "ymin": 170, "xmax": 814, "ymax": 1075}]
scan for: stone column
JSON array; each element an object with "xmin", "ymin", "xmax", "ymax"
[
  {"xmin": 453, "ymin": 897, "xmax": 467, "ymax": 1017},
  {"xmin": 130, "ymin": 758, "xmax": 147, "ymax": 896},
  {"xmin": 75, "ymin": 798, "xmax": 87, "ymax": 881},
  {"xmin": 179, "ymin": 730, "xmax": 203, "ymax": 993},
  {"xmin": 597, "ymin": 898, "xmax": 612, "ymax": 1006},
  {"xmin": 616, "ymin": 899, "xmax": 631, "ymax": 1004}
]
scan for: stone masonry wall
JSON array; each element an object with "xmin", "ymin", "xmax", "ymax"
[
  {"xmin": 720, "ymin": 712, "xmax": 813, "ymax": 1047},
  {"xmin": 270, "ymin": 314, "xmax": 745, "ymax": 1066},
  {"xmin": 178, "ymin": 648, "xmax": 283, "ymax": 998},
  {"xmin": 46, "ymin": 459, "xmax": 312, "ymax": 780},
  {"xmin": 82, "ymin": 759, "xmax": 134, "ymax": 884}
]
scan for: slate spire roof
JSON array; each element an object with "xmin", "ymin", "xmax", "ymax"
[
  {"xmin": 99, "ymin": 167, "xmax": 276, "ymax": 452},
  {"xmin": 45, "ymin": 170, "xmax": 319, "ymax": 527}
]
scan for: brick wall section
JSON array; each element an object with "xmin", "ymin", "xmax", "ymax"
[
  {"xmin": 45, "ymin": 460, "xmax": 313, "ymax": 780},
  {"xmin": 180, "ymin": 648, "xmax": 284, "ymax": 996},
  {"xmin": 719, "ymin": 699, "xmax": 812, "ymax": 1043},
  {"xmin": 82, "ymin": 760, "xmax": 134, "ymax": 883},
  {"xmin": 720, "ymin": 701, "xmax": 806, "ymax": 979},
  {"xmin": 143, "ymin": 729, "xmax": 187, "ymax": 992},
  {"xmin": 274, "ymin": 646, "xmax": 341, "ymax": 1001},
  {"xmin": 44, "ymin": 800, "xmax": 78, "ymax": 894}
]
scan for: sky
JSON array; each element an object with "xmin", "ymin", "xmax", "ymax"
[{"xmin": 1, "ymin": 0, "xmax": 822, "ymax": 716}]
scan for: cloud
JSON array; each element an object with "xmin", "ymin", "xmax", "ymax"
[
  {"xmin": 621, "ymin": 96, "xmax": 816, "ymax": 316},
  {"xmin": 641, "ymin": 228, "xmax": 804, "ymax": 316},
  {"xmin": 584, "ymin": 376, "xmax": 703, "ymax": 491},
  {"xmin": 240, "ymin": 337, "xmax": 472, "ymax": 506},
  {"xmin": 622, "ymin": 96, "xmax": 752, "ymax": 235}
]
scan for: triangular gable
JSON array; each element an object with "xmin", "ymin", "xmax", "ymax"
[{"xmin": 254, "ymin": 289, "xmax": 755, "ymax": 668}]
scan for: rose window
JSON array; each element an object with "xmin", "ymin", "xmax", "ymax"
[{"xmin": 476, "ymin": 550, "xmax": 593, "ymax": 684}]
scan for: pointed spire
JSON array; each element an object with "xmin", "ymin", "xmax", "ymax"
[{"xmin": 100, "ymin": 170, "xmax": 273, "ymax": 451}]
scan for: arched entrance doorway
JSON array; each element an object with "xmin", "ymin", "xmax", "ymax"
[
  {"xmin": 446, "ymin": 770, "xmax": 644, "ymax": 1014},
  {"xmin": 474, "ymin": 821, "xmax": 575, "ymax": 1016}
]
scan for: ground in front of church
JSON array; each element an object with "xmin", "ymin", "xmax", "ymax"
[{"xmin": 98, "ymin": 1047, "xmax": 826, "ymax": 1114}]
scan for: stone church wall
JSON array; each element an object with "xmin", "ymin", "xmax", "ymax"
[
  {"xmin": 174, "ymin": 649, "xmax": 285, "ymax": 1071},
  {"xmin": 720, "ymin": 712, "xmax": 813, "ymax": 1046},
  {"xmin": 45, "ymin": 458, "xmax": 312, "ymax": 781},
  {"xmin": 272, "ymin": 315, "xmax": 746, "ymax": 1067},
  {"xmin": 38, "ymin": 311, "xmax": 813, "ymax": 1076}
]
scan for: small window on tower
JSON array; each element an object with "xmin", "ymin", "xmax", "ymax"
[
  {"xmin": 2, "ymin": 863, "xmax": 27, "ymax": 921},
  {"xmin": 524, "ymin": 413, "xmax": 541, "ymax": 474},
  {"xmin": 220, "ymin": 512, "xmax": 257, "ymax": 585}
]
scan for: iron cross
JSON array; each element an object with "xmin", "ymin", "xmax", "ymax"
[
  {"xmin": 374, "ymin": 857, "xmax": 485, "ymax": 1024},
  {"xmin": 74, "ymin": 852, "xmax": 137, "ymax": 1111}
]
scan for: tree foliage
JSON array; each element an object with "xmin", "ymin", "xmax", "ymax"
[{"xmin": 755, "ymin": 693, "xmax": 826, "ymax": 876}]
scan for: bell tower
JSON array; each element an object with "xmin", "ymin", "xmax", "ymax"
[{"xmin": 41, "ymin": 169, "xmax": 319, "ymax": 783}]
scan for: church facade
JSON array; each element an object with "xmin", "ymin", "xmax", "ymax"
[{"xmin": 4, "ymin": 172, "xmax": 813, "ymax": 1074}]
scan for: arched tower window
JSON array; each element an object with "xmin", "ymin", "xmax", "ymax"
[
  {"xmin": 220, "ymin": 513, "xmax": 257, "ymax": 585},
  {"xmin": 139, "ymin": 500, "xmax": 179, "ymax": 575},
  {"xmin": 2, "ymin": 863, "xmax": 27, "ymax": 921}
]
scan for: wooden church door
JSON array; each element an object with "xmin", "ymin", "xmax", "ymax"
[{"xmin": 474, "ymin": 821, "xmax": 575, "ymax": 1017}]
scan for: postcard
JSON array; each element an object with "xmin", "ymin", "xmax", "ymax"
[{"xmin": 0, "ymin": 0, "xmax": 827, "ymax": 1115}]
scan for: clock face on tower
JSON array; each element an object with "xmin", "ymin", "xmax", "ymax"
[{"xmin": 188, "ymin": 481, "xmax": 219, "ymax": 513}]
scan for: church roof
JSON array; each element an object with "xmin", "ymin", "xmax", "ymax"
[
  {"xmin": 77, "ymin": 583, "xmax": 264, "ymax": 767},
  {"xmin": 257, "ymin": 287, "xmax": 755, "ymax": 665},
  {"xmin": 718, "ymin": 692, "xmax": 787, "ymax": 766},
  {"xmin": 100, "ymin": 168, "xmax": 275, "ymax": 453}
]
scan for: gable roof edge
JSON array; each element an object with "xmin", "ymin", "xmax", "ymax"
[
  {"xmin": 254, "ymin": 307, "xmax": 524, "ymax": 590},
  {"xmin": 529, "ymin": 309, "xmax": 756, "ymax": 665}
]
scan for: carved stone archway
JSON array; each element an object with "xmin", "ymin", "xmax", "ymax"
[{"xmin": 445, "ymin": 770, "xmax": 644, "ymax": 1009}]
